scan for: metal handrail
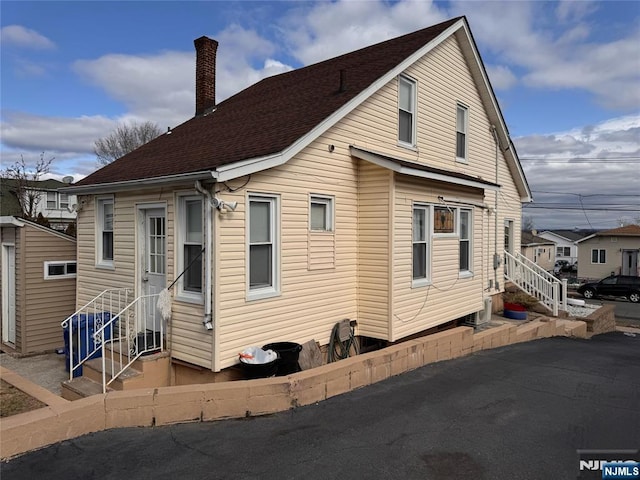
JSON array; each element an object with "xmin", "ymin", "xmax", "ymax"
[
  {"xmin": 61, "ymin": 288, "xmax": 133, "ymax": 380},
  {"xmin": 94, "ymin": 293, "xmax": 164, "ymax": 393}
]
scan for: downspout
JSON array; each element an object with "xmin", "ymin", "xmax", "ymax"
[
  {"xmin": 490, "ymin": 125, "xmax": 500, "ymax": 291},
  {"xmin": 195, "ymin": 180, "xmax": 214, "ymax": 330}
]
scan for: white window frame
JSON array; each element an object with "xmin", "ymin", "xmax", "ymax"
[
  {"xmin": 591, "ymin": 248, "xmax": 606, "ymax": 264},
  {"xmin": 46, "ymin": 191, "xmax": 57, "ymax": 209},
  {"xmin": 96, "ymin": 196, "xmax": 114, "ymax": 268},
  {"xmin": 59, "ymin": 192, "xmax": 69, "ymax": 210},
  {"xmin": 175, "ymin": 194, "xmax": 204, "ymax": 304},
  {"xmin": 44, "ymin": 261, "xmax": 77, "ymax": 279},
  {"xmin": 309, "ymin": 194, "xmax": 334, "ymax": 232},
  {"xmin": 456, "ymin": 104, "xmax": 468, "ymax": 163},
  {"xmin": 398, "ymin": 75, "xmax": 417, "ymax": 147},
  {"xmin": 459, "ymin": 208, "xmax": 473, "ymax": 277},
  {"xmin": 412, "ymin": 204, "xmax": 431, "ymax": 287},
  {"xmin": 247, "ymin": 193, "xmax": 280, "ymax": 300}
]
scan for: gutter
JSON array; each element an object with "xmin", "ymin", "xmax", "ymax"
[
  {"xmin": 61, "ymin": 170, "xmax": 214, "ymax": 195},
  {"xmin": 194, "ymin": 181, "xmax": 214, "ymax": 331}
]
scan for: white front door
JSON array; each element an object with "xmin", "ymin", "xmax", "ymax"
[
  {"xmin": 140, "ymin": 208, "xmax": 166, "ymax": 333},
  {"xmin": 2, "ymin": 244, "xmax": 16, "ymax": 344},
  {"xmin": 622, "ymin": 250, "xmax": 638, "ymax": 276}
]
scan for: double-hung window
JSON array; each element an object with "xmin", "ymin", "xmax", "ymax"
[
  {"xmin": 248, "ymin": 194, "xmax": 279, "ymax": 299},
  {"xmin": 47, "ymin": 192, "xmax": 57, "ymax": 209},
  {"xmin": 591, "ymin": 249, "xmax": 606, "ymax": 264},
  {"xmin": 456, "ymin": 104, "xmax": 468, "ymax": 161},
  {"xmin": 459, "ymin": 209, "xmax": 472, "ymax": 273},
  {"xmin": 398, "ymin": 75, "xmax": 416, "ymax": 146},
  {"xmin": 96, "ymin": 197, "xmax": 114, "ymax": 266},
  {"xmin": 412, "ymin": 205, "xmax": 429, "ymax": 284},
  {"xmin": 310, "ymin": 195, "xmax": 333, "ymax": 231},
  {"xmin": 177, "ymin": 195, "xmax": 203, "ymax": 300}
]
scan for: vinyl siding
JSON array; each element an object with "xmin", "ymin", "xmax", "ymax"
[
  {"xmin": 22, "ymin": 224, "xmax": 76, "ymax": 353},
  {"xmin": 391, "ymin": 177, "xmax": 485, "ymax": 340},
  {"xmin": 76, "ymin": 188, "xmax": 212, "ymax": 368},
  {"xmin": 214, "ymin": 135, "xmax": 359, "ymax": 369},
  {"xmin": 577, "ymin": 236, "xmax": 640, "ymax": 279},
  {"xmin": 356, "ymin": 161, "xmax": 391, "ymax": 339}
]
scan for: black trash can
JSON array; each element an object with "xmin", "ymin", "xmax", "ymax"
[
  {"xmin": 263, "ymin": 342, "xmax": 302, "ymax": 376},
  {"xmin": 239, "ymin": 348, "xmax": 279, "ymax": 379}
]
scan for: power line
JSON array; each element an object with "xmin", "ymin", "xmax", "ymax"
[
  {"xmin": 520, "ymin": 156, "xmax": 640, "ymax": 161},
  {"xmin": 531, "ymin": 190, "xmax": 640, "ymax": 197},
  {"xmin": 523, "ymin": 205, "xmax": 640, "ymax": 211}
]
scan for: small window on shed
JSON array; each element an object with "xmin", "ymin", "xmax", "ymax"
[{"xmin": 44, "ymin": 261, "xmax": 77, "ymax": 279}]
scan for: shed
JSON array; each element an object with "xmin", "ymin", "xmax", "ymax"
[{"xmin": 1, "ymin": 216, "xmax": 77, "ymax": 354}]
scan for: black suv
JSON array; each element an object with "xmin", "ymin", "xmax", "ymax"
[{"xmin": 577, "ymin": 275, "xmax": 640, "ymax": 303}]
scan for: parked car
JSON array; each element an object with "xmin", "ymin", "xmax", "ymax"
[
  {"xmin": 553, "ymin": 260, "xmax": 569, "ymax": 274},
  {"xmin": 577, "ymin": 275, "xmax": 640, "ymax": 303}
]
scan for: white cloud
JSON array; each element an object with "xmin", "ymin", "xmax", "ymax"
[
  {"xmin": 486, "ymin": 65, "xmax": 517, "ymax": 90},
  {"xmin": 281, "ymin": 0, "xmax": 447, "ymax": 65},
  {"xmin": 0, "ymin": 25, "xmax": 56, "ymax": 50},
  {"xmin": 456, "ymin": 1, "xmax": 640, "ymax": 112},
  {"xmin": 515, "ymin": 114, "xmax": 640, "ymax": 229}
]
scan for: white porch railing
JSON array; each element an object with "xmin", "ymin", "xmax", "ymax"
[
  {"xmin": 504, "ymin": 251, "xmax": 567, "ymax": 316},
  {"xmin": 61, "ymin": 288, "xmax": 133, "ymax": 380},
  {"xmin": 94, "ymin": 292, "xmax": 164, "ymax": 393}
]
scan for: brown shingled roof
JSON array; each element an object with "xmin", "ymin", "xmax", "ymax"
[
  {"xmin": 76, "ymin": 17, "xmax": 462, "ymax": 187},
  {"xmin": 597, "ymin": 224, "xmax": 640, "ymax": 236}
]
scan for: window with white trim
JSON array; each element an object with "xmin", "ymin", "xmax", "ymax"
[
  {"xmin": 45, "ymin": 191, "xmax": 70, "ymax": 210},
  {"xmin": 459, "ymin": 209, "xmax": 472, "ymax": 272},
  {"xmin": 456, "ymin": 104, "xmax": 468, "ymax": 161},
  {"xmin": 310, "ymin": 195, "xmax": 333, "ymax": 231},
  {"xmin": 44, "ymin": 261, "xmax": 77, "ymax": 279},
  {"xmin": 96, "ymin": 197, "xmax": 114, "ymax": 266},
  {"xmin": 557, "ymin": 247, "xmax": 571, "ymax": 257},
  {"xmin": 591, "ymin": 249, "xmax": 606, "ymax": 264},
  {"xmin": 398, "ymin": 75, "xmax": 416, "ymax": 146},
  {"xmin": 176, "ymin": 195, "xmax": 203, "ymax": 301},
  {"xmin": 412, "ymin": 205, "xmax": 430, "ymax": 284},
  {"xmin": 248, "ymin": 194, "xmax": 279, "ymax": 299}
]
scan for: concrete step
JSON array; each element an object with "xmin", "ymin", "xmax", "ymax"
[
  {"xmin": 83, "ymin": 357, "xmax": 142, "ymax": 390},
  {"xmin": 61, "ymin": 376, "xmax": 111, "ymax": 401}
]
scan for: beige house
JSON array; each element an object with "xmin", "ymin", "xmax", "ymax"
[
  {"xmin": 575, "ymin": 224, "xmax": 640, "ymax": 280},
  {"xmin": 65, "ymin": 17, "xmax": 531, "ymax": 376},
  {"xmin": 0, "ymin": 217, "xmax": 76, "ymax": 355},
  {"xmin": 520, "ymin": 231, "xmax": 556, "ymax": 273}
]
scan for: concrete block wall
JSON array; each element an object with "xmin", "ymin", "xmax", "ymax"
[{"xmin": 1, "ymin": 319, "xmax": 591, "ymax": 460}]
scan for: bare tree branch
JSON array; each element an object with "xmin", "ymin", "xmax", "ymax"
[
  {"xmin": 94, "ymin": 121, "xmax": 163, "ymax": 165},
  {"xmin": 2, "ymin": 152, "xmax": 53, "ymax": 220}
]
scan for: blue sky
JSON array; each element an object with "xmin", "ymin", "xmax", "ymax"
[{"xmin": 1, "ymin": 0, "xmax": 639, "ymax": 229}]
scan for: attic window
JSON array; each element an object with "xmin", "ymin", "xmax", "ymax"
[{"xmin": 398, "ymin": 75, "xmax": 416, "ymax": 146}]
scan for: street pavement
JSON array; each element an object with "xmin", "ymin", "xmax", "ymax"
[{"xmin": 2, "ymin": 332, "xmax": 639, "ymax": 480}]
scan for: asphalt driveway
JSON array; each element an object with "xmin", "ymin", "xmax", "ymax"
[{"xmin": 3, "ymin": 332, "xmax": 639, "ymax": 479}]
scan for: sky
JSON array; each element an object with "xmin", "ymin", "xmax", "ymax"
[{"xmin": 1, "ymin": 0, "xmax": 639, "ymax": 230}]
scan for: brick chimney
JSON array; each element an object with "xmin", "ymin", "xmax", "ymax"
[{"xmin": 194, "ymin": 36, "xmax": 218, "ymax": 116}]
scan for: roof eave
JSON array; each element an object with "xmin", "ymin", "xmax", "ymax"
[{"xmin": 62, "ymin": 170, "xmax": 215, "ymax": 194}]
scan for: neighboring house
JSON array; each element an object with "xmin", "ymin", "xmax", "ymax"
[
  {"xmin": 537, "ymin": 229, "xmax": 589, "ymax": 265},
  {"xmin": 575, "ymin": 224, "xmax": 640, "ymax": 280},
  {"xmin": 521, "ymin": 231, "xmax": 555, "ymax": 273},
  {"xmin": 65, "ymin": 17, "xmax": 531, "ymax": 376},
  {"xmin": 0, "ymin": 216, "xmax": 77, "ymax": 355},
  {"xmin": 0, "ymin": 178, "xmax": 77, "ymax": 232}
]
